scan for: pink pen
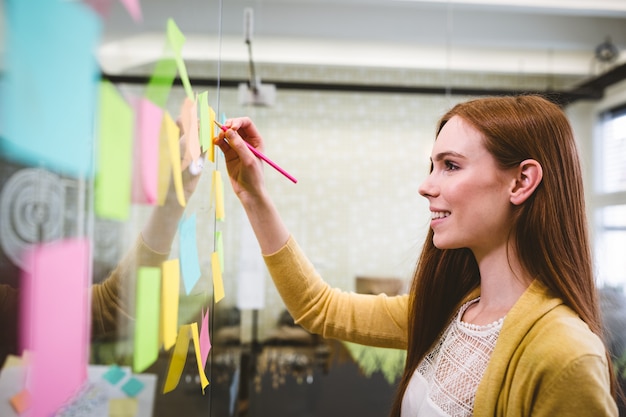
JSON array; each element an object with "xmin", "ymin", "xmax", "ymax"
[{"xmin": 215, "ymin": 120, "xmax": 298, "ymax": 184}]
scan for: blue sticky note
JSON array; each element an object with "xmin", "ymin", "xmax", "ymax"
[
  {"xmin": 0, "ymin": 0, "xmax": 102, "ymax": 178},
  {"xmin": 121, "ymin": 377, "xmax": 145, "ymax": 397},
  {"xmin": 102, "ymin": 364, "xmax": 127, "ymax": 385},
  {"xmin": 179, "ymin": 213, "xmax": 202, "ymax": 294}
]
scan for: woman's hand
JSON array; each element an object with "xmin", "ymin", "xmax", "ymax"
[{"xmin": 214, "ymin": 117, "xmax": 267, "ymax": 201}]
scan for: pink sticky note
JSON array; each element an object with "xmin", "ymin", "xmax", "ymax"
[
  {"xmin": 20, "ymin": 238, "xmax": 90, "ymax": 417},
  {"xmin": 119, "ymin": 0, "xmax": 142, "ymax": 22},
  {"xmin": 199, "ymin": 308, "xmax": 211, "ymax": 369},
  {"xmin": 179, "ymin": 97, "xmax": 200, "ymax": 171},
  {"xmin": 132, "ymin": 97, "xmax": 163, "ymax": 205}
]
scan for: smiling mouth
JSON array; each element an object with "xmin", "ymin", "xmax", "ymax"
[{"xmin": 431, "ymin": 211, "xmax": 450, "ymax": 220}]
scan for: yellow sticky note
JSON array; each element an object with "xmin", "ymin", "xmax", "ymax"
[
  {"xmin": 213, "ymin": 170, "xmax": 225, "ymax": 221},
  {"xmin": 211, "ymin": 252, "xmax": 225, "ymax": 303},
  {"xmin": 207, "ymin": 106, "xmax": 216, "ymax": 163},
  {"xmin": 157, "ymin": 113, "xmax": 173, "ymax": 206},
  {"xmin": 190, "ymin": 322, "xmax": 210, "ymax": 393},
  {"xmin": 163, "ymin": 324, "xmax": 191, "ymax": 393},
  {"xmin": 133, "ymin": 267, "xmax": 161, "ymax": 373},
  {"xmin": 166, "ymin": 18, "xmax": 193, "ymax": 100},
  {"xmin": 109, "ymin": 397, "xmax": 138, "ymax": 417},
  {"xmin": 161, "ymin": 259, "xmax": 180, "ymax": 350},
  {"xmin": 163, "ymin": 112, "xmax": 185, "ymax": 207}
]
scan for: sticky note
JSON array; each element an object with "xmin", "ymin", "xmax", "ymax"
[
  {"xmin": 180, "ymin": 97, "xmax": 200, "ymax": 171},
  {"xmin": 132, "ymin": 97, "xmax": 163, "ymax": 205},
  {"xmin": 133, "ymin": 267, "xmax": 161, "ymax": 373},
  {"xmin": 109, "ymin": 397, "xmax": 138, "ymax": 417},
  {"xmin": 20, "ymin": 238, "xmax": 90, "ymax": 417},
  {"xmin": 145, "ymin": 58, "xmax": 177, "ymax": 109},
  {"xmin": 163, "ymin": 324, "xmax": 208, "ymax": 394},
  {"xmin": 199, "ymin": 309, "xmax": 211, "ymax": 369},
  {"xmin": 166, "ymin": 18, "xmax": 194, "ymax": 100},
  {"xmin": 190, "ymin": 322, "xmax": 210, "ymax": 393},
  {"xmin": 163, "ymin": 111, "xmax": 186, "ymax": 207},
  {"xmin": 198, "ymin": 92, "xmax": 215, "ymax": 162},
  {"xmin": 0, "ymin": 0, "xmax": 101, "ymax": 178},
  {"xmin": 211, "ymin": 252, "xmax": 225, "ymax": 303},
  {"xmin": 179, "ymin": 214, "xmax": 201, "ymax": 294},
  {"xmin": 121, "ymin": 377, "xmax": 145, "ymax": 397},
  {"xmin": 212, "ymin": 170, "xmax": 225, "ymax": 221},
  {"xmin": 10, "ymin": 389, "xmax": 30, "ymax": 414},
  {"xmin": 102, "ymin": 364, "xmax": 126, "ymax": 385},
  {"xmin": 119, "ymin": 0, "xmax": 142, "ymax": 22},
  {"xmin": 163, "ymin": 325, "xmax": 190, "ymax": 393},
  {"xmin": 161, "ymin": 259, "xmax": 180, "ymax": 350},
  {"xmin": 95, "ymin": 80, "xmax": 134, "ymax": 220},
  {"xmin": 157, "ymin": 112, "xmax": 173, "ymax": 205}
]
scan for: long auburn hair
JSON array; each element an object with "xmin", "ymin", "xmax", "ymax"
[{"xmin": 388, "ymin": 95, "xmax": 618, "ymax": 416}]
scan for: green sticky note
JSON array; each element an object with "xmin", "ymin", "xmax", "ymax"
[
  {"xmin": 94, "ymin": 81, "xmax": 133, "ymax": 220},
  {"xmin": 198, "ymin": 91, "xmax": 211, "ymax": 151},
  {"xmin": 145, "ymin": 58, "xmax": 177, "ymax": 108},
  {"xmin": 133, "ymin": 267, "xmax": 161, "ymax": 373},
  {"xmin": 166, "ymin": 18, "xmax": 194, "ymax": 100}
]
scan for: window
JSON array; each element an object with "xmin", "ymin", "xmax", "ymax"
[{"xmin": 594, "ymin": 106, "xmax": 626, "ymax": 289}]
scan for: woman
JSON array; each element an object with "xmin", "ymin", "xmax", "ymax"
[{"xmin": 215, "ymin": 95, "xmax": 619, "ymax": 416}]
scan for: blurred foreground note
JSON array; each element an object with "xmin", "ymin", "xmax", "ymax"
[
  {"xmin": 0, "ymin": 0, "xmax": 101, "ymax": 178},
  {"xmin": 166, "ymin": 18, "xmax": 194, "ymax": 100},
  {"xmin": 132, "ymin": 98, "xmax": 163, "ymax": 205},
  {"xmin": 161, "ymin": 259, "xmax": 180, "ymax": 350},
  {"xmin": 20, "ymin": 238, "xmax": 91, "ymax": 417},
  {"xmin": 95, "ymin": 81, "xmax": 134, "ymax": 220},
  {"xmin": 133, "ymin": 267, "xmax": 161, "ymax": 373},
  {"xmin": 179, "ymin": 214, "xmax": 201, "ymax": 294}
]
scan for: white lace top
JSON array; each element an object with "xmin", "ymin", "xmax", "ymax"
[{"xmin": 401, "ymin": 298, "xmax": 505, "ymax": 417}]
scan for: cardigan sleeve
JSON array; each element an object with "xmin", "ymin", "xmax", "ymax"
[
  {"xmin": 263, "ymin": 235, "xmax": 409, "ymax": 349},
  {"xmin": 90, "ymin": 234, "xmax": 169, "ymax": 340},
  {"xmin": 531, "ymin": 353, "xmax": 618, "ymax": 416}
]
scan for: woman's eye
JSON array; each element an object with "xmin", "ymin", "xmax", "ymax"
[{"xmin": 444, "ymin": 160, "xmax": 459, "ymax": 170}]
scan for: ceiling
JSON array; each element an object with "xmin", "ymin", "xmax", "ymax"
[{"xmin": 98, "ymin": 0, "xmax": 626, "ymax": 80}]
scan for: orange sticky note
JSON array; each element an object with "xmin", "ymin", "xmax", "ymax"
[
  {"xmin": 163, "ymin": 111, "xmax": 185, "ymax": 207},
  {"xmin": 10, "ymin": 389, "xmax": 30, "ymax": 414},
  {"xmin": 180, "ymin": 97, "xmax": 200, "ymax": 171},
  {"xmin": 161, "ymin": 259, "xmax": 180, "ymax": 350},
  {"xmin": 211, "ymin": 251, "xmax": 225, "ymax": 303}
]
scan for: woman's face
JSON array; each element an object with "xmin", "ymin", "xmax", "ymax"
[{"xmin": 419, "ymin": 116, "xmax": 516, "ymax": 256}]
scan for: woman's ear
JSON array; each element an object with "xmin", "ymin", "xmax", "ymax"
[{"xmin": 510, "ymin": 159, "xmax": 543, "ymax": 205}]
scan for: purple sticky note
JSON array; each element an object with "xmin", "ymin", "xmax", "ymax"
[{"xmin": 20, "ymin": 238, "xmax": 91, "ymax": 417}]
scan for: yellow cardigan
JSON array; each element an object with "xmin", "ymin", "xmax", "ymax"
[{"xmin": 264, "ymin": 236, "xmax": 618, "ymax": 416}]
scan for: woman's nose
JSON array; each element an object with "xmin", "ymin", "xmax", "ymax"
[{"xmin": 418, "ymin": 174, "xmax": 438, "ymax": 198}]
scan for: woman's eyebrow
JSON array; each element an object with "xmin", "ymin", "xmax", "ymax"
[{"xmin": 432, "ymin": 151, "xmax": 466, "ymax": 162}]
